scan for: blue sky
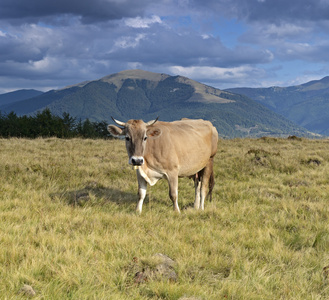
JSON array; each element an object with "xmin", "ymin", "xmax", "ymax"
[{"xmin": 1, "ymin": 0, "xmax": 329, "ymax": 93}]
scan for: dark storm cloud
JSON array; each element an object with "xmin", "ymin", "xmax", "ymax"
[
  {"xmin": 0, "ymin": 0, "xmax": 154, "ymax": 24},
  {"xmin": 6, "ymin": 0, "xmax": 327, "ymax": 26}
]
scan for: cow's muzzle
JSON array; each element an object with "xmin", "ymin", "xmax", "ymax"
[{"xmin": 130, "ymin": 156, "xmax": 144, "ymax": 166}]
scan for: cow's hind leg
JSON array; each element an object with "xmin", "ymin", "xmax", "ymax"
[
  {"xmin": 200, "ymin": 158, "xmax": 214, "ymax": 210},
  {"xmin": 194, "ymin": 174, "xmax": 202, "ymax": 209},
  {"xmin": 208, "ymin": 167, "xmax": 215, "ymax": 202},
  {"xmin": 136, "ymin": 171, "xmax": 147, "ymax": 214}
]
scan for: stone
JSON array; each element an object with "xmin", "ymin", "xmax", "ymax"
[
  {"xmin": 133, "ymin": 253, "xmax": 178, "ymax": 283},
  {"xmin": 19, "ymin": 284, "xmax": 36, "ymax": 297}
]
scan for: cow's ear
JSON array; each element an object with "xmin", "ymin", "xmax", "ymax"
[
  {"xmin": 146, "ymin": 127, "xmax": 162, "ymax": 139},
  {"xmin": 107, "ymin": 125, "xmax": 123, "ymax": 136}
]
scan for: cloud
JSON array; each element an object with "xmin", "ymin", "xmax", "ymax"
[
  {"xmin": 1, "ymin": 0, "xmax": 329, "ymax": 93},
  {"xmin": 0, "ymin": 14, "xmax": 272, "ymax": 77},
  {"xmin": 107, "ymin": 22, "xmax": 273, "ymax": 68},
  {"xmin": 240, "ymin": 23, "xmax": 313, "ymax": 45},
  {"xmin": 188, "ymin": 0, "xmax": 329, "ymax": 24},
  {"xmin": 125, "ymin": 15, "xmax": 162, "ymax": 28},
  {"xmin": 275, "ymin": 41, "xmax": 329, "ymax": 63},
  {"xmin": 168, "ymin": 65, "xmax": 268, "ymax": 88},
  {"xmin": 0, "ymin": 0, "xmax": 155, "ymax": 24}
]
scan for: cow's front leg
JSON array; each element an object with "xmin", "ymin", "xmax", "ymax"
[
  {"xmin": 167, "ymin": 174, "xmax": 180, "ymax": 213},
  {"xmin": 136, "ymin": 171, "xmax": 147, "ymax": 214}
]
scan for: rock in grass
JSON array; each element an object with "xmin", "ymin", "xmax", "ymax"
[
  {"xmin": 152, "ymin": 253, "xmax": 177, "ymax": 281},
  {"xmin": 19, "ymin": 284, "xmax": 36, "ymax": 297},
  {"xmin": 133, "ymin": 253, "xmax": 178, "ymax": 283}
]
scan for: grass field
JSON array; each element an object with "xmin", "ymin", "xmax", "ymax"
[{"xmin": 1, "ymin": 137, "xmax": 329, "ymax": 299}]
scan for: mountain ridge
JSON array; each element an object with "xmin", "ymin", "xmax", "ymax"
[
  {"xmin": 0, "ymin": 70, "xmax": 309, "ymax": 138},
  {"xmin": 227, "ymin": 76, "xmax": 329, "ymax": 135},
  {"xmin": 0, "ymin": 89, "xmax": 44, "ymax": 107}
]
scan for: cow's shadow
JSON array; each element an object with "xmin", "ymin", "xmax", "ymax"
[
  {"xmin": 51, "ymin": 182, "xmax": 138, "ymax": 209},
  {"xmin": 51, "ymin": 182, "xmax": 172, "ymax": 210},
  {"xmin": 52, "ymin": 180, "xmax": 198, "ymax": 211}
]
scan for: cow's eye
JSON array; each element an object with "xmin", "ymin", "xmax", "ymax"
[
  {"xmin": 143, "ymin": 136, "xmax": 147, "ymax": 141},
  {"xmin": 125, "ymin": 136, "xmax": 130, "ymax": 141}
]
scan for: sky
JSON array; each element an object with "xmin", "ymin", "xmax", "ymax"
[{"xmin": 1, "ymin": 0, "xmax": 329, "ymax": 94}]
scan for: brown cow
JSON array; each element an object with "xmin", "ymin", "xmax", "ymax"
[{"xmin": 108, "ymin": 118, "xmax": 218, "ymax": 213}]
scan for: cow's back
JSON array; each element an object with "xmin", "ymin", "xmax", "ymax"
[{"xmin": 144, "ymin": 119, "xmax": 218, "ymax": 177}]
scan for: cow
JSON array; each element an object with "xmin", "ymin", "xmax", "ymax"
[{"xmin": 107, "ymin": 118, "xmax": 218, "ymax": 213}]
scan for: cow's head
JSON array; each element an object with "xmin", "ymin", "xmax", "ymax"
[{"xmin": 108, "ymin": 117, "xmax": 161, "ymax": 166}]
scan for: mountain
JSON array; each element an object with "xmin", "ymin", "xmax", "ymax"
[
  {"xmin": 0, "ymin": 70, "xmax": 309, "ymax": 138},
  {"xmin": 0, "ymin": 89, "xmax": 44, "ymax": 107},
  {"xmin": 227, "ymin": 76, "xmax": 329, "ymax": 135}
]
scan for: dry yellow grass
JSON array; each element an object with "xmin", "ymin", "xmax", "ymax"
[{"xmin": 1, "ymin": 137, "xmax": 329, "ymax": 299}]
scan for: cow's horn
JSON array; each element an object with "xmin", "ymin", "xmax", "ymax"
[
  {"xmin": 111, "ymin": 117, "xmax": 126, "ymax": 127},
  {"xmin": 146, "ymin": 117, "xmax": 159, "ymax": 126}
]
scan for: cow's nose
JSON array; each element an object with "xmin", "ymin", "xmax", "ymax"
[{"xmin": 131, "ymin": 157, "xmax": 144, "ymax": 166}]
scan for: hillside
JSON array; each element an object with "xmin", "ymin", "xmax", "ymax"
[
  {"xmin": 227, "ymin": 76, "xmax": 329, "ymax": 135},
  {"xmin": 0, "ymin": 70, "xmax": 309, "ymax": 138},
  {"xmin": 0, "ymin": 89, "xmax": 43, "ymax": 107}
]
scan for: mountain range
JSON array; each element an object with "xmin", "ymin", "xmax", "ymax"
[
  {"xmin": 0, "ymin": 69, "xmax": 316, "ymax": 138},
  {"xmin": 227, "ymin": 76, "xmax": 329, "ymax": 135},
  {"xmin": 0, "ymin": 89, "xmax": 43, "ymax": 107}
]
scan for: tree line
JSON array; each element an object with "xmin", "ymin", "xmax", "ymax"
[{"xmin": 0, "ymin": 109, "xmax": 110, "ymax": 138}]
